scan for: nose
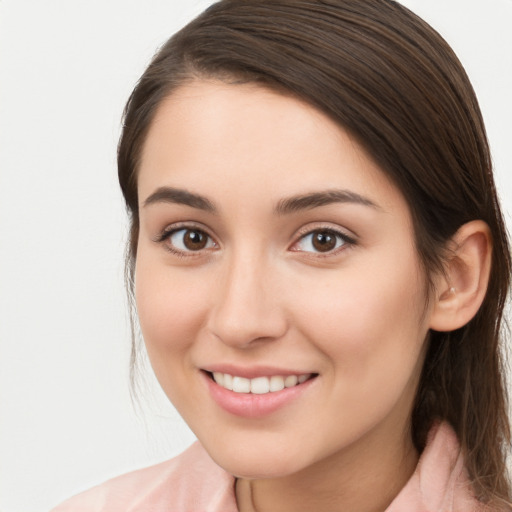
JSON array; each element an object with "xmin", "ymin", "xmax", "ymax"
[{"xmin": 207, "ymin": 251, "xmax": 288, "ymax": 348}]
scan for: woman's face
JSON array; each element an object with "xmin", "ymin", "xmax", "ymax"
[{"xmin": 135, "ymin": 80, "xmax": 434, "ymax": 478}]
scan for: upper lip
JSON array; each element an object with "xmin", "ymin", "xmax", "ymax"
[{"xmin": 202, "ymin": 364, "xmax": 316, "ymax": 379}]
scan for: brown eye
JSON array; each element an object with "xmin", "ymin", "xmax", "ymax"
[
  {"xmin": 294, "ymin": 229, "xmax": 351, "ymax": 254},
  {"xmin": 312, "ymin": 231, "xmax": 337, "ymax": 252},
  {"xmin": 168, "ymin": 228, "xmax": 214, "ymax": 252},
  {"xmin": 183, "ymin": 230, "xmax": 208, "ymax": 250}
]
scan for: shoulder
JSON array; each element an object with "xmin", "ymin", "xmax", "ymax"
[{"xmin": 50, "ymin": 442, "xmax": 238, "ymax": 512}]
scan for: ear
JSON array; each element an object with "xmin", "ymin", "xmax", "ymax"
[{"xmin": 429, "ymin": 220, "xmax": 492, "ymax": 332}]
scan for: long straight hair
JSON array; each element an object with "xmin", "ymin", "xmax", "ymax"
[{"xmin": 118, "ymin": 0, "xmax": 511, "ymax": 505}]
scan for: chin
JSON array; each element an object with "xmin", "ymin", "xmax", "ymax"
[
  {"xmin": 215, "ymin": 457, "xmax": 301, "ymax": 480},
  {"xmin": 205, "ymin": 438, "xmax": 318, "ymax": 480}
]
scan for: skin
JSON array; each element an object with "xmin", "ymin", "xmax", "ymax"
[{"xmin": 135, "ymin": 80, "xmax": 439, "ymax": 512}]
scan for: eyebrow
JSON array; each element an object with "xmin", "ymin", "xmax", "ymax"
[
  {"xmin": 143, "ymin": 186, "xmax": 217, "ymax": 212},
  {"xmin": 142, "ymin": 186, "xmax": 379, "ymax": 215},
  {"xmin": 275, "ymin": 189, "xmax": 380, "ymax": 214}
]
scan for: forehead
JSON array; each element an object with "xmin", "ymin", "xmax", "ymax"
[
  {"xmin": 140, "ymin": 80, "xmax": 338, "ymax": 165},
  {"xmin": 138, "ymin": 80, "xmax": 408, "ymax": 217}
]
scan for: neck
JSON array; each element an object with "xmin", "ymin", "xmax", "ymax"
[{"xmin": 236, "ymin": 420, "xmax": 418, "ymax": 512}]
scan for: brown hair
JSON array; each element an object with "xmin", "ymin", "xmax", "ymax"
[{"xmin": 118, "ymin": 0, "xmax": 511, "ymax": 505}]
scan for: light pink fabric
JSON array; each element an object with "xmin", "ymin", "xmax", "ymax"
[
  {"xmin": 51, "ymin": 442, "xmax": 237, "ymax": 512},
  {"xmin": 51, "ymin": 422, "xmax": 485, "ymax": 511},
  {"xmin": 386, "ymin": 422, "xmax": 485, "ymax": 511}
]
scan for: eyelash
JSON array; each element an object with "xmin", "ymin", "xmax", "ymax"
[
  {"xmin": 154, "ymin": 224, "xmax": 356, "ymax": 257},
  {"xmin": 291, "ymin": 226, "xmax": 356, "ymax": 257},
  {"xmin": 154, "ymin": 224, "xmax": 217, "ymax": 258}
]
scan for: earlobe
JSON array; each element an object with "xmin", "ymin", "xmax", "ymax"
[{"xmin": 429, "ymin": 220, "xmax": 492, "ymax": 332}]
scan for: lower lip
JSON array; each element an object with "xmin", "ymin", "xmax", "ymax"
[{"xmin": 202, "ymin": 371, "xmax": 317, "ymax": 418}]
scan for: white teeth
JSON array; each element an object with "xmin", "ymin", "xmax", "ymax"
[
  {"xmin": 212, "ymin": 372, "xmax": 312, "ymax": 394},
  {"xmin": 223, "ymin": 373, "xmax": 233, "ymax": 391},
  {"xmin": 251, "ymin": 377, "xmax": 270, "ymax": 394},
  {"xmin": 232, "ymin": 376, "xmax": 251, "ymax": 393},
  {"xmin": 269, "ymin": 375, "xmax": 285, "ymax": 392},
  {"xmin": 284, "ymin": 375, "xmax": 298, "ymax": 388}
]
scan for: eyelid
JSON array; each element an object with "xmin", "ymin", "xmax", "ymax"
[
  {"xmin": 153, "ymin": 221, "xmax": 219, "ymax": 256},
  {"xmin": 153, "ymin": 221, "xmax": 356, "ymax": 257},
  {"xmin": 290, "ymin": 223, "xmax": 357, "ymax": 255},
  {"xmin": 153, "ymin": 221, "xmax": 210, "ymax": 241},
  {"xmin": 294, "ymin": 222, "xmax": 357, "ymax": 240}
]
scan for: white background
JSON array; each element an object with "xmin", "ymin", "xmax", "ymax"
[{"xmin": 0, "ymin": 1, "xmax": 511, "ymax": 511}]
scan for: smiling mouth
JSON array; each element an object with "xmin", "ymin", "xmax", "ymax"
[{"xmin": 207, "ymin": 371, "xmax": 317, "ymax": 394}]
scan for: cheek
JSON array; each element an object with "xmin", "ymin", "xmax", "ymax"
[
  {"xmin": 293, "ymin": 251, "xmax": 429, "ymax": 378},
  {"xmin": 134, "ymin": 257, "xmax": 210, "ymax": 358},
  {"xmin": 293, "ymin": 262, "xmax": 429, "ymax": 437}
]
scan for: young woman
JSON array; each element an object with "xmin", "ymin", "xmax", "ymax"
[{"xmin": 52, "ymin": 0, "xmax": 511, "ymax": 510}]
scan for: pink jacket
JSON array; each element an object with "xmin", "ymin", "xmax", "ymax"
[{"xmin": 51, "ymin": 422, "xmax": 485, "ymax": 511}]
